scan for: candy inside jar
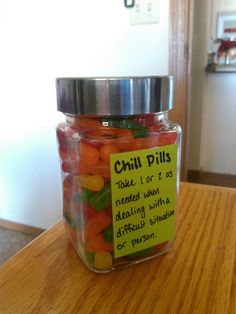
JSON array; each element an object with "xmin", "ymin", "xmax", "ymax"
[{"xmin": 56, "ymin": 77, "xmax": 181, "ymax": 273}]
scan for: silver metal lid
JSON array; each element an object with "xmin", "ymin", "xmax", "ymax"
[{"xmin": 56, "ymin": 76, "xmax": 173, "ymax": 116}]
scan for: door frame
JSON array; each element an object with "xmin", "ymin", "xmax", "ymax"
[{"xmin": 169, "ymin": 0, "xmax": 194, "ymax": 180}]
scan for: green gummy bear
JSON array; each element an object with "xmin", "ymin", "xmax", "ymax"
[
  {"xmin": 103, "ymin": 224, "xmax": 113, "ymax": 243},
  {"xmin": 85, "ymin": 251, "xmax": 95, "ymax": 265},
  {"xmin": 63, "ymin": 211, "xmax": 76, "ymax": 229},
  {"xmin": 72, "ymin": 189, "xmax": 94, "ymax": 204},
  {"xmin": 90, "ymin": 183, "xmax": 111, "ymax": 211},
  {"xmin": 102, "ymin": 118, "xmax": 148, "ymax": 138}
]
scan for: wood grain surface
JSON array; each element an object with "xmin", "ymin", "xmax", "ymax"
[{"xmin": 1, "ymin": 182, "xmax": 236, "ymax": 313}]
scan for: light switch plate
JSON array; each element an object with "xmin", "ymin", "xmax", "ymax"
[{"xmin": 130, "ymin": 0, "xmax": 159, "ymax": 25}]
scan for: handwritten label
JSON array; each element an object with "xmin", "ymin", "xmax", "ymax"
[{"xmin": 110, "ymin": 144, "xmax": 178, "ymax": 258}]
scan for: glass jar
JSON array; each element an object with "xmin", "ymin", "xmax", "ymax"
[{"xmin": 56, "ymin": 77, "xmax": 181, "ymax": 273}]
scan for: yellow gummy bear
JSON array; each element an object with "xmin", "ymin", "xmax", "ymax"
[{"xmin": 95, "ymin": 251, "xmax": 113, "ymax": 269}]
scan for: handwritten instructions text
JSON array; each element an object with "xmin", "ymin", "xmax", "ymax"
[{"xmin": 110, "ymin": 144, "xmax": 178, "ymax": 258}]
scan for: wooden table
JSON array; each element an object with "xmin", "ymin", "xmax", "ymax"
[{"xmin": 1, "ymin": 182, "xmax": 236, "ymax": 313}]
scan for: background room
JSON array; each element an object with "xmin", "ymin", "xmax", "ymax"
[
  {"xmin": 0, "ymin": 0, "xmax": 171, "ymax": 262},
  {"xmin": 188, "ymin": 0, "xmax": 236, "ymax": 186},
  {"xmin": 1, "ymin": 0, "xmax": 236, "ymax": 264}
]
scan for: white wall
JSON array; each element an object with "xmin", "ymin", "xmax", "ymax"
[
  {"xmin": 0, "ymin": 0, "xmax": 170, "ymax": 229},
  {"xmin": 201, "ymin": 74, "xmax": 236, "ymax": 174},
  {"xmin": 218, "ymin": 0, "xmax": 236, "ymax": 11},
  {"xmin": 209, "ymin": 0, "xmax": 236, "ymax": 39},
  {"xmin": 189, "ymin": 0, "xmax": 236, "ymax": 175}
]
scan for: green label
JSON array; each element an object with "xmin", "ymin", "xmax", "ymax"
[{"xmin": 110, "ymin": 144, "xmax": 178, "ymax": 258}]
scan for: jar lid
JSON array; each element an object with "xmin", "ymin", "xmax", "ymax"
[{"xmin": 56, "ymin": 76, "xmax": 173, "ymax": 116}]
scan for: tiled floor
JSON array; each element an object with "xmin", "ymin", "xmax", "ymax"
[{"xmin": 0, "ymin": 227, "xmax": 38, "ymax": 265}]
